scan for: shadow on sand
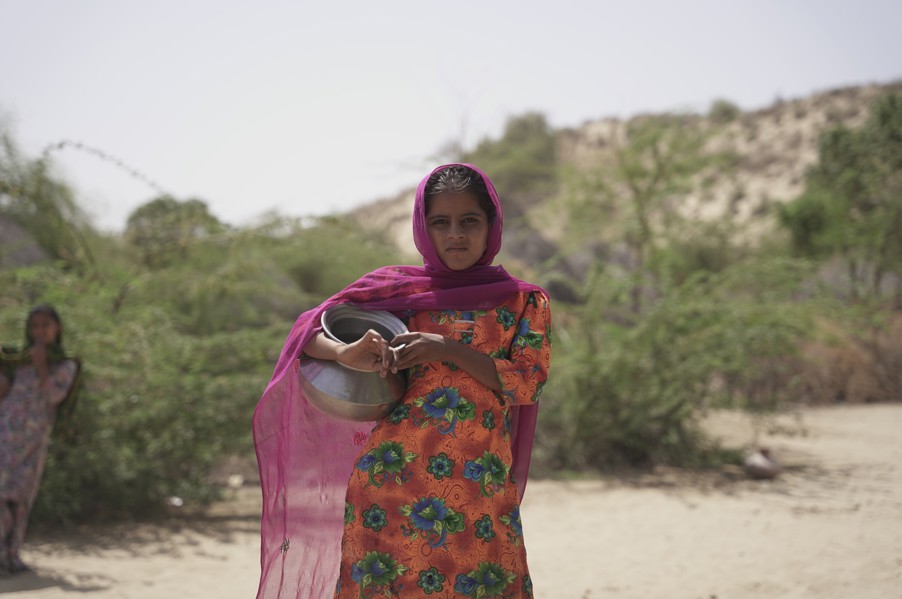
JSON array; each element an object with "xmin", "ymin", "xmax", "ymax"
[
  {"xmin": 0, "ymin": 568, "xmax": 110, "ymax": 594},
  {"xmin": 0, "ymin": 486, "xmax": 261, "ymax": 594}
]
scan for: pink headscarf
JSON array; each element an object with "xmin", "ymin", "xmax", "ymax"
[{"xmin": 252, "ymin": 163, "xmax": 545, "ymax": 599}]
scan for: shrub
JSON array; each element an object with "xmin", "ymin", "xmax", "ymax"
[
  {"xmin": 708, "ymin": 99, "xmax": 741, "ymax": 124},
  {"xmin": 1, "ymin": 215, "xmax": 403, "ymax": 524},
  {"xmin": 535, "ymin": 258, "xmax": 821, "ymax": 471}
]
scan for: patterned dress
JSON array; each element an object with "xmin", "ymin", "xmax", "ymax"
[
  {"xmin": 0, "ymin": 359, "xmax": 79, "ymax": 571},
  {"xmin": 335, "ymin": 291, "xmax": 551, "ymax": 598}
]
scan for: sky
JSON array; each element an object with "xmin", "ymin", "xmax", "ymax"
[{"xmin": 1, "ymin": 0, "xmax": 900, "ymax": 232}]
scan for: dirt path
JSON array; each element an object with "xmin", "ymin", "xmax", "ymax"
[{"xmin": 2, "ymin": 404, "xmax": 900, "ymax": 598}]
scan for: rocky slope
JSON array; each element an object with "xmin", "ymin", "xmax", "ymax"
[{"xmin": 350, "ymin": 81, "xmax": 901, "ymax": 274}]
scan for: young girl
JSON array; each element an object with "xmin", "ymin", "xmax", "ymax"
[
  {"xmin": 0, "ymin": 305, "xmax": 80, "ymax": 576},
  {"xmin": 254, "ymin": 164, "xmax": 551, "ymax": 598}
]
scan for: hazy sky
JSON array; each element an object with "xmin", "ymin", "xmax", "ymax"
[{"xmin": 1, "ymin": 0, "xmax": 900, "ymax": 231}]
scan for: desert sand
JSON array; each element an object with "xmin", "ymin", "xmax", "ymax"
[{"xmin": 2, "ymin": 403, "xmax": 900, "ymax": 598}]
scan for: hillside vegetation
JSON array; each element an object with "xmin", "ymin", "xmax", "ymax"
[{"xmin": 1, "ymin": 82, "xmax": 900, "ymax": 523}]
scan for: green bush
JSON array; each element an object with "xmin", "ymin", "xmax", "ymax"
[
  {"xmin": 1, "ymin": 205, "xmax": 402, "ymax": 524},
  {"xmin": 779, "ymin": 93, "xmax": 902, "ymax": 300},
  {"xmin": 0, "ymin": 264, "xmax": 282, "ymax": 521},
  {"xmin": 462, "ymin": 112, "xmax": 557, "ymax": 199},
  {"xmin": 708, "ymin": 98, "xmax": 741, "ymax": 124},
  {"xmin": 536, "ymin": 258, "xmax": 822, "ymax": 471}
]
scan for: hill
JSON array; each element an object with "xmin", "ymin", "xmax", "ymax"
[{"xmin": 349, "ymin": 81, "xmax": 902, "ymax": 278}]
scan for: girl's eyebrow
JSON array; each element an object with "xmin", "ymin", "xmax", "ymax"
[{"xmin": 428, "ymin": 211, "xmax": 484, "ymax": 219}]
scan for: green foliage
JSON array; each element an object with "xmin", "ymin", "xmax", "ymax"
[
  {"xmin": 265, "ymin": 215, "xmax": 404, "ymax": 297},
  {"xmin": 649, "ymin": 220, "xmax": 746, "ymax": 289},
  {"xmin": 462, "ymin": 112, "xmax": 557, "ymax": 198},
  {"xmin": 125, "ymin": 195, "xmax": 226, "ymax": 267},
  {"xmin": 708, "ymin": 98, "xmax": 741, "ymax": 124},
  {"xmin": 0, "ymin": 132, "xmax": 95, "ymax": 270},
  {"xmin": 0, "ymin": 262, "xmax": 284, "ymax": 521},
  {"xmin": 1, "ymin": 152, "xmax": 402, "ymax": 523},
  {"xmin": 538, "ymin": 258, "xmax": 821, "ymax": 470},
  {"xmin": 562, "ymin": 113, "xmax": 731, "ymax": 313},
  {"xmin": 539, "ymin": 93, "xmax": 902, "ymax": 472},
  {"xmin": 779, "ymin": 93, "xmax": 902, "ymax": 298}
]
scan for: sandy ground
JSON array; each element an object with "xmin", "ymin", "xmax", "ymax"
[{"xmin": 1, "ymin": 403, "xmax": 900, "ymax": 599}]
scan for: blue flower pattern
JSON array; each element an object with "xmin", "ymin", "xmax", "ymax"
[{"xmin": 413, "ymin": 386, "xmax": 476, "ymax": 434}]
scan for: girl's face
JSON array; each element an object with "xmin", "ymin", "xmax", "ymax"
[
  {"xmin": 28, "ymin": 313, "xmax": 61, "ymax": 346},
  {"xmin": 425, "ymin": 192, "xmax": 490, "ymax": 271}
]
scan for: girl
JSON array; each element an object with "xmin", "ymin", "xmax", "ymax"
[
  {"xmin": 0, "ymin": 305, "xmax": 80, "ymax": 576},
  {"xmin": 254, "ymin": 164, "xmax": 551, "ymax": 598}
]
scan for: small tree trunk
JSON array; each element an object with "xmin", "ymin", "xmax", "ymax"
[
  {"xmin": 631, "ymin": 243, "xmax": 645, "ymax": 314},
  {"xmin": 872, "ymin": 265, "xmax": 885, "ymax": 298},
  {"xmin": 847, "ymin": 257, "xmax": 859, "ymax": 301}
]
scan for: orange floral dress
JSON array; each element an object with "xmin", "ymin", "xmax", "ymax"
[{"xmin": 335, "ymin": 291, "xmax": 551, "ymax": 598}]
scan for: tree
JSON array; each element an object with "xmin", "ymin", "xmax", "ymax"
[
  {"xmin": 708, "ymin": 98, "xmax": 741, "ymax": 124},
  {"xmin": 564, "ymin": 114, "xmax": 724, "ymax": 313},
  {"xmin": 125, "ymin": 195, "xmax": 225, "ymax": 267},
  {"xmin": 462, "ymin": 112, "xmax": 557, "ymax": 200},
  {"xmin": 538, "ymin": 258, "xmax": 816, "ymax": 470},
  {"xmin": 780, "ymin": 93, "xmax": 902, "ymax": 300},
  {"xmin": 0, "ymin": 131, "xmax": 95, "ymax": 270}
]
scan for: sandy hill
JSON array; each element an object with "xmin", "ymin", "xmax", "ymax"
[{"xmin": 350, "ymin": 81, "xmax": 902, "ymax": 275}]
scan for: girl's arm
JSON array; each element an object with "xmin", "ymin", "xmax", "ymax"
[
  {"xmin": 303, "ymin": 330, "xmax": 389, "ymax": 371},
  {"xmin": 390, "ymin": 292, "xmax": 552, "ymax": 402},
  {"xmin": 42, "ymin": 360, "xmax": 79, "ymax": 406},
  {"xmin": 388, "ymin": 332, "xmax": 502, "ymax": 392},
  {"xmin": 490, "ymin": 292, "xmax": 552, "ymax": 406},
  {"xmin": 302, "ymin": 330, "xmax": 408, "ymax": 399}
]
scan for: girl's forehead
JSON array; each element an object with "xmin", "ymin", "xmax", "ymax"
[
  {"xmin": 426, "ymin": 192, "xmax": 485, "ymax": 215},
  {"xmin": 29, "ymin": 313, "xmax": 57, "ymax": 326}
]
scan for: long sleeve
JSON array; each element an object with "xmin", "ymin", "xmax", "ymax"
[{"xmin": 491, "ymin": 291, "xmax": 552, "ymax": 407}]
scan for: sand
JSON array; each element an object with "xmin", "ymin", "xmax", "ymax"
[{"xmin": 2, "ymin": 403, "xmax": 900, "ymax": 598}]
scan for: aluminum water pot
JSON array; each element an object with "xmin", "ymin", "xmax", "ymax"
[{"xmin": 298, "ymin": 304, "xmax": 408, "ymax": 421}]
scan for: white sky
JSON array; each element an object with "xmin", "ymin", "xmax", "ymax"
[{"xmin": 1, "ymin": 0, "xmax": 900, "ymax": 232}]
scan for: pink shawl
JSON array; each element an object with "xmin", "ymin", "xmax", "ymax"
[{"xmin": 252, "ymin": 164, "xmax": 545, "ymax": 598}]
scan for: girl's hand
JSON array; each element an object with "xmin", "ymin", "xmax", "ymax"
[
  {"xmin": 389, "ymin": 330, "xmax": 502, "ymax": 393},
  {"xmin": 335, "ymin": 329, "xmax": 391, "ymax": 372},
  {"xmin": 31, "ymin": 342, "xmax": 50, "ymax": 383},
  {"xmin": 31, "ymin": 342, "xmax": 47, "ymax": 366},
  {"xmin": 388, "ymin": 332, "xmax": 450, "ymax": 372}
]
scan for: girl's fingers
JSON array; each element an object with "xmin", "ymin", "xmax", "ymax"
[
  {"xmin": 364, "ymin": 329, "xmax": 386, "ymax": 343},
  {"xmin": 375, "ymin": 337, "xmax": 394, "ymax": 377},
  {"xmin": 394, "ymin": 345, "xmax": 420, "ymax": 371},
  {"xmin": 388, "ymin": 343, "xmax": 407, "ymax": 373},
  {"xmin": 390, "ymin": 332, "xmax": 418, "ymax": 347}
]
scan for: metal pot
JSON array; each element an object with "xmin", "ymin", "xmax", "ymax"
[{"xmin": 298, "ymin": 304, "xmax": 408, "ymax": 421}]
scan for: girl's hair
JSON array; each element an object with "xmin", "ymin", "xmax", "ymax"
[
  {"xmin": 424, "ymin": 165, "xmax": 497, "ymax": 223},
  {"xmin": 25, "ymin": 304, "xmax": 64, "ymax": 347}
]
